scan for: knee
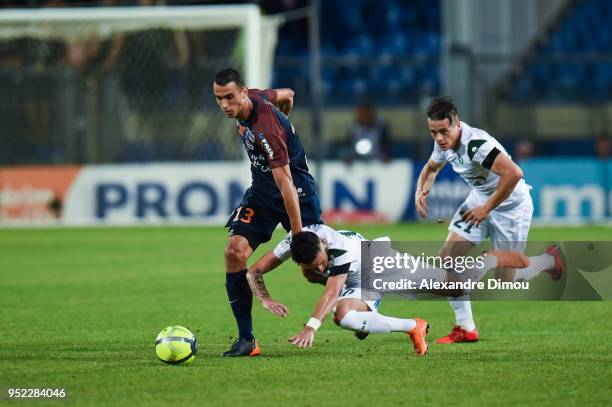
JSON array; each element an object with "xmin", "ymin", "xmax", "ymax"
[
  {"xmin": 224, "ymin": 244, "xmax": 249, "ymax": 266},
  {"xmin": 336, "ymin": 309, "xmax": 360, "ymax": 330},
  {"xmin": 333, "ymin": 309, "xmax": 345, "ymax": 326},
  {"xmin": 333, "ymin": 304, "xmax": 354, "ymax": 327}
]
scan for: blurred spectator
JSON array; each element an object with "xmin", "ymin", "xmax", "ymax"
[
  {"xmin": 119, "ymin": 0, "xmax": 190, "ymax": 114},
  {"xmin": 0, "ymin": 35, "xmax": 63, "ymax": 164},
  {"xmin": 65, "ymin": 36, "xmax": 100, "ymax": 69},
  {"xmin": 116, "ymin": 0, "xmax": 191, "ymax": 158},
  {"xmin": 64, "ymin": 34, "xmax": 124, "ymax": 74},
  {"xmin": 23, "ymin": 37, "xmax": 64, "ymax": 159},
  {"xmin": 596, "ymin": 132, "xmax": 610, "ymax": 160},
  {"xmin": 341, "ymin": 102, "xmax": 392, "ymax": 163},
  {"xmin": 80, "ymin": 1, "xmax": 126, "ymax": 74},
  {"xmin": 514, "ymin": 139, "xmax": 535, "ymax": 161},
  {"xmin": 47, "ymin": 192, "xmax": 63, "ymax": 219},
  {"xmin": 120, "ymin": 0, "xmax": 190, "ymax": 127}
]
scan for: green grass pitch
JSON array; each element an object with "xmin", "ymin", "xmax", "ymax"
[{"xmin": 1, "ymin": 224, "xmax": 611, "ymax": 406}]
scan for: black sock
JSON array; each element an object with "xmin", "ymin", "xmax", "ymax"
[{"xmin": 225, "ymin": 269, "xmax": 254, "ymax": 341}]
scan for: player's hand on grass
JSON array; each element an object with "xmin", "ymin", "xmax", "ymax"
[
  {"xmin": 288, "ymin": 327, "xmax": 315, "ymax": 348},
  {"xmin": 415, "ymin": 190, "xmax": 429, "ymax": 218},
  {"xmin": 262, "ymin": 298, "xmax": 289, "ymax": 317},
  {"xmin": 462, "ymin": 204, "xmax": 491, "ymax": 227}
]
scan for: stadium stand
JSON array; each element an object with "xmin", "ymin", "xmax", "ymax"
[
  {"xmin": 272, "ymin": 0, "xmax": 441, "ymax": 105},
  {"xmin": 506, "ymin": 0, "xmax": 612, "ymax": 103}
]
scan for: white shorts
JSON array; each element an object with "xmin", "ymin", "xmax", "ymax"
[
  {"xmin": 338, "ymin": 286, "xmax": 382, "ymax": 312},
  {"xmin": 337, "ymin": 264, "xmax": 427, "ymax": 311},
  {"xmin": 449, "ymin": 190, "xmax": 533, "ymax": 252}
]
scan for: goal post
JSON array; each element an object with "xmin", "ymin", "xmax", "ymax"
[
  {"xmin": 0, "ymin": 5, "xmax": 272, "ymax": 88},
  {"xmin": 0, "ymin": 5, "xmax": 279, "ymax": 165}
]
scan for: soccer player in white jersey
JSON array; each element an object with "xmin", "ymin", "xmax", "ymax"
[
  {"xmin": 415, "ymin": 97, "xmax": 564, "ymax": 344},
  {"xmin": 245, "ymin": 224, "xmax": 430, "ymax": 356},
  {"xmin": 244, "ymin": 224, "xmax": 559, "ymax": 355}
]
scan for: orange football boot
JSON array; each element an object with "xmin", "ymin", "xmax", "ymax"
[
  {"xmin": 407, "ymin": 318, "xmax": 430, "ymax": 356},
  {"xmin": 249, "ymin": 341, "xmax": 261, "ymax": 356}
]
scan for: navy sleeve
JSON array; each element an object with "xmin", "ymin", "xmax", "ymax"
[{"xmin": 254, "ymin": 106, "xmax": 289, "ymax": 168}]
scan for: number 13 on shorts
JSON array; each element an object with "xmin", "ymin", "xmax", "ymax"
[{"xmin": 233, "ymin": 207, "xmax": 255, "ymax": 224}]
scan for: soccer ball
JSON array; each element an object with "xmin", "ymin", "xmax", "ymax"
[{"xmin": 155, "ymin": 325, "xmax": 198, "ymax": 365}]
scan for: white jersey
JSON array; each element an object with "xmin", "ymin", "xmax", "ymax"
[
  {"xmin": 273, "ymin": 224, "xmax": 366, "ymax": 287},
  {"xmin": 430, "ymin": 121, "xmax": 530, "ymax": 210}
]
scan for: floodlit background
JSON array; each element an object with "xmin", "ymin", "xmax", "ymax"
[{"xmin": 0, "ymin": 0, "xmax": 609, "ymax": 225}]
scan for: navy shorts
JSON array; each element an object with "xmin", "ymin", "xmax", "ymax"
[{"xmin": 225, "ymin": 195, "xmax": 322, "ymax": 251}]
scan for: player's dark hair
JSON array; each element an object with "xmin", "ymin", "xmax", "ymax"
[
  {"xmin": 290, "ymin": 231, "xmax": 322, "ymax": 264},
  {"xmin": 427, "ymin": 96, "xmax": 458, "ymax": 124},
  {"xmin": 214, "ymin": 68, "xmax": 245, "ymax": 88}
]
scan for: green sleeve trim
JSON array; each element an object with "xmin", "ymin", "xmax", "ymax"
[
  {"xmin": 467, "ymin": 139, "xmax": 486, "ymax": 160},
  {"xmin": 327, "ymin": 248, "xmax": 347, "ymax": 259}
]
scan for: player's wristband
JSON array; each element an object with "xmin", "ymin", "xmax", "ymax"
[{"xmin": 305, "ymin": 317, "xmax": 321, "ymax": 331}]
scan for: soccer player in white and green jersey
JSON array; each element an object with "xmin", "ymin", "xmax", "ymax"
[
  {"xmin": 246, "ymin": 224, "xmax": 431, "ymax": 355},
  {"xmin": 415, "ymin": 97, "xmax": 563, "ymax": 344},
  {"xmin": 243, "ymin": 224, "xmax": 561, "ymax": 355}
]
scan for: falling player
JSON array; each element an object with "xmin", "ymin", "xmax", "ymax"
[
  {"xmin": 415, "ymin": 97, "xmax": 563, "ymax": 344},
  {"xmin": 245, "ymin": 224, "xmax": 562, "ymax": 355},
  {"xmin": 213, "ymin": 68, "xmax": 322, "ymax": 356}
]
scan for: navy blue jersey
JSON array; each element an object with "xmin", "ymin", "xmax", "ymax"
[{"xmin": 236, "ymin": 89, "xmax": 317, "ymax": 204}]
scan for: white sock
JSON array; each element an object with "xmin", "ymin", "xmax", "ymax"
[
  {"xmin": 513, "ymin": 254, "xmax": 554, "ymax": 282},
  {"xmin": 339, "ymin": 310, "xmax": 416, "ymax": 333},
  {"xmin": 448, "ymin": 296, "xmax": 476, "ymax": 332}
]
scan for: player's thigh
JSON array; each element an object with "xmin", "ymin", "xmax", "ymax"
[
  {"xmin": 333, "ymin": 298, "xmax": 371, "ymax": 325},
  {"xmin": 440, "ymin": 231, "xmax": 476, "ymax": 258}
]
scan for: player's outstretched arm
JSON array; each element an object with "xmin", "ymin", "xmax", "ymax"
[
  {"xmin": 288, "ymin": 273, "xmax": 347, "ymax": 348},
  {"xmin": 415, "ymin": 159, "xmax": 445, "ymax": 218},
  {"xmin": 462, "ymin": 154, "xmax": 523, "ymax": 226},
  {"xmin": 274, "ymin": 88, "xmax": 294, "ymax": 117},
  {"xmin": 246, "ymin": 251, "xmax": 289, "ymax": 317},
  {"xmin": 272, "ymin": 165, "xmax": 303, "ymax": 235}
]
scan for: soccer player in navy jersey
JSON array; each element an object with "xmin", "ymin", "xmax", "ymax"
[{"xmin": 213, "ymin": 68, "xmax": 322, "ymax": 357}]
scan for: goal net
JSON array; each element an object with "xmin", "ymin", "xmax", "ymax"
[{"xmin": 0, "ymin": 5, "xmax": 279, "ymax": 165}]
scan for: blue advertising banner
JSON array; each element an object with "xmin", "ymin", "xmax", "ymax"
[
  {"xmin": 1, "ymin": 159, "xmax": 609, "ymax": 225},
  {"xmin": 520, "ymin": 158, "xmax": 611, "ymax": 221}
]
